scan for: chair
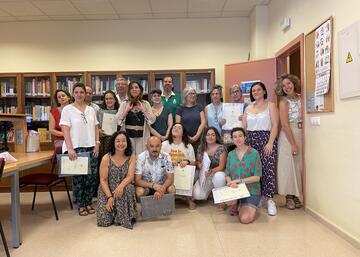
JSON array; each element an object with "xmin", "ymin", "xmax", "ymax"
[
  {"xmin": 19, "ymin": 146, "xmax": 73, "ymax": 220},
  {"xmin": 0, "ymin": 157, "xmax": 11, "ymax": 257}
]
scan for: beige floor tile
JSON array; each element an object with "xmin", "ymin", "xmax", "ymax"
[{"xmin": 0, "ymin": 192, "xmax": 358, "ymax": 257}]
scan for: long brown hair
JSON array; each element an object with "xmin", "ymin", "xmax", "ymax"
[{"xmin": 128, "ymin": 81, "xmax": 143, "ymax": 104}]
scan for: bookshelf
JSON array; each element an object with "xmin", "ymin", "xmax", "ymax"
[
  {"xmin": 121, "ymin": 71, "xmax": 150, "ymax": 95},
  {"xmin": 87, "ymin": 72, "xmax": 118, "ymax": 104},
  {"xmin": 54, "ymin": 72, "xmax": 85, "ymax": 95},
  {"xmin": 0, "ymin": 74, "xmax": 21, "ymax": 114},
  {"xmin": 153, "ymin": 72, "xmax": 182, "ymax": 94}
]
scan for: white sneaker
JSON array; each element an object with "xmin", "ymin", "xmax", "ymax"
[{"xmin": 267, "ymin": 199, "xmax": 277, "ymax": 216}]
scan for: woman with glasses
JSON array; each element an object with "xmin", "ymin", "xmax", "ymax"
[
  {"xmin": 60, "ymin": 82, "xmax": 100, "ymax": 216},
  {"xmin": 175, "ymin": 87, "xmax": 206, "ymax": 153},
  {"xmin": 149, "ymin": 89, "xmax": 173, "ymax": 142},
  {"xmin": 204, "ymin": 85, "xmax": 224, "ymax": 135},
  {"xmin": 116, "ymin": 81, "xmax": 156, "ymax": 155}
]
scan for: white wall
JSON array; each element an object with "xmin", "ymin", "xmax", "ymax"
[
  {"xmin": 249, "ymin": 5, "xmax": 268, "ymax": 60},
  {"xmin": 0, "ymin": 18, "xmax": 250, "ymax": 86},
  {"xmin": 266, "ymin": 0, "xmax": 360, "ymax": 243}
]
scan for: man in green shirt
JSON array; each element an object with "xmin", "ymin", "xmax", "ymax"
[{"xmin": 161, "ymin": 76, "xmax": 181, "ymax": 122}]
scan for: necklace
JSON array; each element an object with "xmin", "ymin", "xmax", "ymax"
[
  {"xmin": 152, "ymin": 106, "xmax": 163, "ymax": 117},
  {"xmin": 212, "ymin": 103, "xmax": 222, "ymax": 123}
]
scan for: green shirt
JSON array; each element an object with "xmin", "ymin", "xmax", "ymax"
[
  {"xmin": 161, "ymin": 92, "xmax": 181, "ymax": 122},
  {"xmin": 225, "ymin": 147, "xmax": 262, "ymax": 196}
]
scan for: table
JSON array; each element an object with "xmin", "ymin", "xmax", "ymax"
[{"xmin": 2, "ymin": 151, "xmax": 53, "ymax": 248}]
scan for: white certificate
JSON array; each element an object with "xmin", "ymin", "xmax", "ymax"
[
  {"xmin": 58, "ymin": 153, "xmax": 90, "ymax": 176},
  {"xmin": 222, "ymin": 103, "xmax": 244, "ymax": 130},
  {"xmin": 212, "ymin": 184, "xmax": 250, "ymax": 204},
  {"xmin": 199, "ymin": 152, "xmax": 211, "ymax": 188},
  {"xmin": 174, "ymin": 165, "xmax": 195, "ymax": 196},
  {"xmin": 102, "ymin": 113, "xmax": 117, "ymax": 136}
]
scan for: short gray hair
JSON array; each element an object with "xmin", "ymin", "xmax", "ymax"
[{"xmin": 182, "ymin": 87, "xmax": 197, "ymax": 104}]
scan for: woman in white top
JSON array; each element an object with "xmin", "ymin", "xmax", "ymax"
[
  {"xmin": 60, "ymin": 83, "xmax": 100, "ymax": 217},
  {"xmin": 205, "ymin": 85, "xmax": 223, "ymax": 135},
  {"xmin": 275, "ymin": 74, "xmax": 303, "ymax": 210},
  {"xmin": 161, "ymin": 123, "xmax": 196, "ymax": 209},
  {"xmin": 242, "ymin": 82, "xmax": 279, "ymax": 216}
]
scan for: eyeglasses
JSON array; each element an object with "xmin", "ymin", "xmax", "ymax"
[
  {"xmin": 231, "ymin": 90, "xmax": 241, "ymax": 95},
  {"xmin": 81, "ymin": 112, "xmax": 88, "ymax": 124}
]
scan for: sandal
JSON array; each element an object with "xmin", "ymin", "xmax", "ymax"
[
  {"xmin": 86, "ymin": 205, "xmax": 95, "ymax": 214},
  {"xmin": 286, "ymin": 198, "xmax": 295, "ymax": 210},
  {"xmin": 293, "ymin": 197, "xmax": 303, "ymax": 208},
  {"xmin": 78, "ymin": 207, "xmax": 88, "ymax": 216}
]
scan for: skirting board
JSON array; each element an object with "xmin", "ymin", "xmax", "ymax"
[{"xmin": 305, "ymin": 207, "xmax": 360, "ymax": 249}]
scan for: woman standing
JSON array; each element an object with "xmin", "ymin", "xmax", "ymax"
[
  {"xmin": 275, "ymin": 74, "xmax": 303, "ymax": 209},
  {"xmin": 175, "ymin": 87, "xmax": 206, "ymax": 152},
  {"xmin": 205, "ymin": 85, "xmax": 223, "ymax": 135},
  {"xmin": 193, "ymin": 127, "xmax": 227, "ymax": 201},
  {"xmin": 162, "ymin": 123, "xmax": 196, "ymax": 209},
  {"xmin": 60, "ymin": 83, "xmax": 100, "ymax": 216},
  {"xmin": 242, "ymin": 82, "xmax": 279, "ymax": 216},
  {"xmin": 149, "ymin": 89, "xmax": 173, "ymax": 142},
  {"xmin": 97, "ymin": 131, "xmax": 137, "ymax": 228},
  {"xmin": 225, "ymin": 128, "xmax": 262, "ymax": 224},
  {"xmin": 98, "ymin": 90, "xmax": 120, "ymax": 164},
  {"xmin": 116, "ymin": 81, "xmax": 156, "ymax": 155},
  {"xmin": 49, "ymin": 89, "xmax": 71, "ymax": 148}
]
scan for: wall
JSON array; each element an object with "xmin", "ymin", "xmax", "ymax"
[
  {"xmin": 0, "ymin": 17, "xmax": 250, "ymax": 87},
  {"xmin": 266, "ymin": 0, "xmax": 360, "ymax": 244},
  {"xmin": 249, "ymin": 5, "xmax": 268, "ymax": 60}
]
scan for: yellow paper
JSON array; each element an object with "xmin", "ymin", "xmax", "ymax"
[
  {"xmin": 60, "ymin": 156, "xmax": 89, "ymax": 175},
  {"xmin": 212, "ymin": 184, "xmax": 250, "ymax": 204},
  {"xmin": 174, "ymin": 165, "xmax": 195, "ymax": 196}
]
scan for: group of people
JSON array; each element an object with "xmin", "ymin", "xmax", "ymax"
[{"xmin": 48, "ymin": 74, "xmax": 303, "ymax": 228}]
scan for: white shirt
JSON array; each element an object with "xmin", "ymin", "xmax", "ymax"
[
  {"xmin": 246, "ymin": 107, "xmax": 272, "ymax": 131},
  {"xmin": 161, "ymin": 140, "xmax": 195, "ymax": 163},
  {"xmin": 135, "ymin": 151, "xmax": 174, "ymax": 184},
  {"xmin": 116, "ymin": 94, "xmax": 128, "ymax": 105},
  {"xmin": 59, "ymin": 105, "xmax": 99, "ymax": 153}
]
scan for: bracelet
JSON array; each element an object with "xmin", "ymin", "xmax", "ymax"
[
  {"xmin": 96, "ymin": 140, "xmax": 100, "ymax": 144},
  {"xmin": 107, "ymin": 195, "xmax": 113, "ymax": 200}
]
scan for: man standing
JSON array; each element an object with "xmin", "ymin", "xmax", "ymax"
[
  {"xmin": 161, "ymin": 76, "xmax": 181, "ymax": 121},
  {"xmin": 115, "ymin": 77, "xmax": 128, "ymax": 104},
  {"xmin": 135, "ymin": 136, "xmax": 175, "ymax": 201},
  {"xmin": 85, "ymin": 85, "xmax": 100, "ymax": 113}
]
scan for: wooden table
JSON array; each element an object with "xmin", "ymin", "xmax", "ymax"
[{"xmin": 3, "ymin": 151, "xmax": 53, "ymax": 248}]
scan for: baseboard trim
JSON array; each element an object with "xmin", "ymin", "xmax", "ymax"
[{"xmin": 305, "ymin": 207, "xmax": 360, "ymax": 249}]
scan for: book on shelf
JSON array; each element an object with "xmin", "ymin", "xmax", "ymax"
[
  {"xmin": 56, "ymin": 77, "xmax": 82, "ymax": 93},
  {"xmin": 0, "ymin": 79, "xmax": 16, "ymax": 96},
  {"xmin": 0, "ymin": 106, "xmax": 17, "ymax": 114},
  {"xmin": 25, "ymin": 78, "xmax": 51, "ymax": 96},
  {"xmin": 7, "ymin": 128, "xmax": 15, "ymax": 143},
  {"xmin": 186, "ymin": 78, "xmax": 209, "ymax": 93},
  {"xmin": 37, "ymin": 128, "xmax": 51, "ymax": 142},
  {"xmin": 25, "ymin": 105, "xmax": 51, "ymax": 121},
  {"xmin": 140, "ymin": 80, "xmax": 148, "ymax": 94},
  {"xmin": 155, "ymin": 80, "xmax": 163, "ymax": 92},
  {"xmin": 92, "ymin": 76, "xmax": 116, "ymax": 95}
]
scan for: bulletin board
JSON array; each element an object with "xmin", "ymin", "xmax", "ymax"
[{"xmin": 305, "ymin": 17, "xmax": 334, "ymax": 113}]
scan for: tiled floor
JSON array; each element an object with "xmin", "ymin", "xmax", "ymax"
[{"xmin": 0, "ymin": 192, "xmax": 359, "ymax": 257}]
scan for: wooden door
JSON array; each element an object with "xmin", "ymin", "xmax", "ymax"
[{"xmin": 224, "ymin": 58, "xmax": 277, "ymax": 102}]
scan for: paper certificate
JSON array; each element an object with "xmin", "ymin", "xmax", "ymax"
[
  {"xmin": 212, "ymin": 184, "xmax": 250, "ymax": 204},
  {"xmin": 222, "ymin": 103, "xmax": 244, "ymax": 130},
  {"xmin": 102, "ymin": 113, "xmax": 117, "ymax": 136},
  {"xmin": 174, "ymin": 165, "xmax": 195, "ymax": 196},
  {"xmin": 199, "ymin": 152, "xmax": 211, "ymax": 188},
  {"xmin": 57, "ymin": 153, "xmax": 90, "ymax": 176}
]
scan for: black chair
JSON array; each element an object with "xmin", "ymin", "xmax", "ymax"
[
  {"xmin": 19, "ymin": 146, "xmax": 73, "ymax": 220},
  {"xmin": 0, "ymin": 157, "xmax": 10, "ymax": 257}
]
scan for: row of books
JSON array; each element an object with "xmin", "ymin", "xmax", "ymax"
[
  {"xmin": 25, "ymin": 105, "xmax": 51, "ymax": 121},
  {"xmin": 186, "ymin": 78, "xmax": 209, "ymax": 93},
  {"xmin": 92, "ymin": 76, "xmax": 116, "ymax": 95},
  {"xmin": 0, "ymin": 80, "xmax": 16, "ymax": 96},
  {"xmin": 56, "ymin": 77, "xmax": 83, "ymax": 93},
  {"xmin": 25, "ymin": 78, "xmax": 51, "ymax": 96},
  {"xmin": 0, "ymin": 105, "xmax": 17, "ymax": 114},
  {"xmin": 37, "ymin": 128, "xmax": 52, "ymax": 142}
]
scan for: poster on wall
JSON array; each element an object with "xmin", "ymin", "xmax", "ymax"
[
  {"xmin": 315, "ymin": 19, "xmax": 332, "ymax": 96},
  {"xmin": 338, "ymin": 20, "xmax": 360, "ymax": 99},
  {"xmin": 240, "ymin": 80, "xmax": 260, "ymax": 94}
]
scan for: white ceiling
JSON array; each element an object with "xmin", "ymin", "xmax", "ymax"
[{"xmin": 0, "ymin": 0, "xmax": 271, "ymax": 22}]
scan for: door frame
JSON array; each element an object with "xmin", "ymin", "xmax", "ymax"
[{"xmin": 275, "ymin": 34, "xmax": 307, "ymax": 206}]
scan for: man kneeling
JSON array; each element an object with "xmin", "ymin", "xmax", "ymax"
[{"xmin": 135, "ymin": 136, "xmax": 175, "ymax": 203}]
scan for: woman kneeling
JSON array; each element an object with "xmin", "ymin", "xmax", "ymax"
[
  {"xmin": 97, "ymin": 131, "xmax": 137, "ymax": 229},
  {"xmin": 225, "ymin": 127, "xmax": 262, "ymax": 224}
]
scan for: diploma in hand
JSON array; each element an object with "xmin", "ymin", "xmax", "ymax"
[
  {"xmin": 102, "ymin": 113, "xmax": 117, "ymax": 136},
  {"xmin": 212, "ymin": 183, "xmax": 250, "ymax": 204},
  {"xmin": 57, "ymin": 152, "xmax": 90, "ymax": 176},
  {"xmin": 222, "ymin": 103, "xmax": 244, "ymax": 130},
  {"xmin": 174, "ymin": 165, "xmax": 195, "ymax": 196}
]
